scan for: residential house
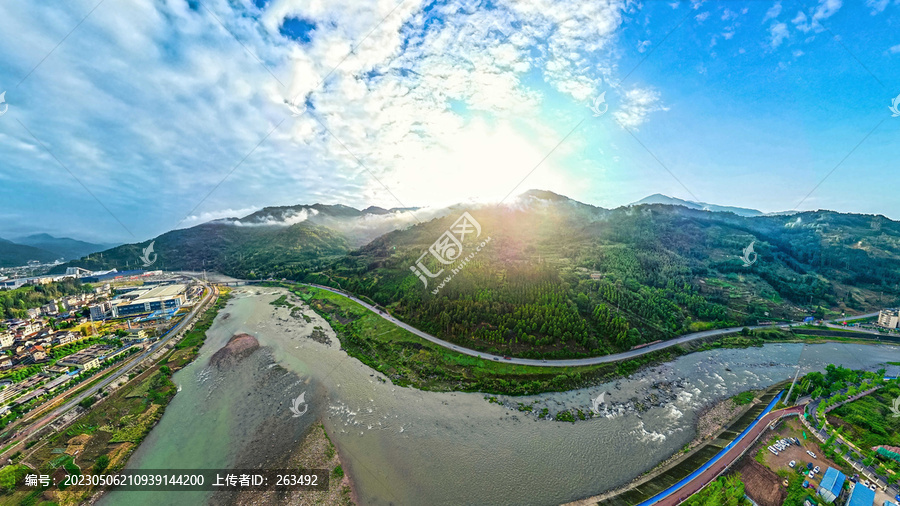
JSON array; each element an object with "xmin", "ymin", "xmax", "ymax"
[{"xmin": 51, "ymin": 332, "xmax": 77, "ymax": 347}]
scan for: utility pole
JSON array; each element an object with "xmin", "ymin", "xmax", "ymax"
[{"xmin": 785, "ymin": 366, "xmax": 802, "ymax": 405}]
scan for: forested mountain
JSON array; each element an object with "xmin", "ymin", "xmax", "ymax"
[
  {"xmin": 301, "ymin": 191, "xmax": 900, "ymax": 359},
  {"xmin": 54, "ymin": 191, "xmax": 900, "ymax": 359},
  {"xmin": 52, "ymin": 204, "xmax": 428, "ymax": 277},
  {"xmin": 0, "ymin": 238, "xmax": 58, "ymax": 267},
  {"xmin": 630, "ymin": 194, "xmax": 768, "ymax": 217},
  {"xmin": 13, "ymin": 234, "xmax": 112, "ymax": 261}
]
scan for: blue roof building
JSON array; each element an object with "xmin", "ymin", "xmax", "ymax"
[
  {"xmin": 817, "ymin": 467, "xmax": 846, "ymax": 503},
  {"xmin": 846, "ymin": 484, "xmax": 875, "ymax": 506}
]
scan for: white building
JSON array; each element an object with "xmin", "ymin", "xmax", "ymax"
[{"xmin": 878, "ymin": 309, "xmax": 900, "ymax": 329}]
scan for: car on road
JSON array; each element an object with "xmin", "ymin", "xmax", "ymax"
[
  {"xmin": 503, "ymin": 356, "xmax": 512, "ymax": 360},
  {"xmin": 492, "ymin": 357, "xmax": 499, "ymax": 361}
]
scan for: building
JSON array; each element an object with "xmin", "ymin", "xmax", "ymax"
[
  {"xmin": 51, "ymin": 332, "xmax": 78, "ymax": 347},
  {"xmin": 108, "ymin": 284, "xmax": 187, "ymax": 318},
  {"xmin": 0, "ymin": 332, "xmax": 13, "ymax": 349},
  {"xmin": 817, "ymin": 467, "xmax": 846, "ymax": 503},
  {"xmin": 878, "ymin": 309, "xmax": 900, "ymax": 329},
  {"xmin": 90, "ymin": 301, "xmax": 112, "ymax": 320},
  {"xmin": 57, "ymin": 346, "xmax": 105, "ymax": 371},
  {"xmin": 123, "ymin": 328, "xmax": 148, "ymax": 341},
  {"xmin": 846, "ymin": 483, "xmax": 875, "ymax": 506}
]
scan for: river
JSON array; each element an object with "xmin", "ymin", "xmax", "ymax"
[{"xmin": 100, "ymin": 287, "xmax": 900, "ymax": 506}]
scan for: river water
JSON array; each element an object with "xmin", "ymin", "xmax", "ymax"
[{"xmin": 100, "ymin": 288, "xmax": 900, "ymax": 506}]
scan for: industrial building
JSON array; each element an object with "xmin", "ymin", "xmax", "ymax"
[
  {"xmin": 107, "ymin": 284, "xmax": 187, "ymax": 318},
  {"xmin": 846, "ymin": 483, "xmax": 875, "ymax": 506},
  {"xmin": 817, "ymin": 467, "xmax": 846, "ymax": 503},
  {"xmin": 88, "ymin": 283, "xmax": 188, "ymax": 320}
]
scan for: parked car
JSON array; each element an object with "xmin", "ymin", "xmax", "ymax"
[
  {"xmin": 813, "ymin": 466, "xmax": 820, "ymax": 474},
  {"xmin": 807, "ymin": 450, "xmax": 817, "ymax": 458},
  {"xmin": 789, "ymin": 460, "xmax": 796, "ymax": 468},
  {"xmin": 807, "ymin": 463, "xmax": 814, "ymax": 470},
  {"xmin": 802, "ymin": 480, "xmax": 809, "ymax": 488}
]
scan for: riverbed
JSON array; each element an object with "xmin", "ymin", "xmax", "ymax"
[{"xmin": 101, "ymin": 287, "xmax": 900, "ymax": 506}]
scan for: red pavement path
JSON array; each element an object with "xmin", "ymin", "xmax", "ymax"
[{"xmin": 655, "ymin": 405, "xmax": 805, "ymax": 506}]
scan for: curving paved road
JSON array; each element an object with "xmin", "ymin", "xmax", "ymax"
[
  {"xmin": 0, "ymin": 281, "xmax": 215, "ymax": 460},
  {"xmin": 301, "ymin": 283, "xmax": 879, "ymax": 368}
]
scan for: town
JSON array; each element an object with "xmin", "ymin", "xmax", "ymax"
[{"xmin": 0, "ymin": 267, "xmax": 202, "ymax": 433}]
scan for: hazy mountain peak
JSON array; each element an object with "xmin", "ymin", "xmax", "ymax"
[{"xmin": 630, "ymin": 194, "xmax": 766, "ymax": 217}]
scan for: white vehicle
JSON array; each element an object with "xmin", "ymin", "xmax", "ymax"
[
  {"xmin": 868, "ymin": 484, "xmax": 876, "ymax": 491},
  {"xmin": 814, "ymin": 466, "xmax": 820, "ymax": 474},
  {"xmin": 789, "ymin": 460, "xmax": 796, "ymax": 468},
  {"xmin": 807, "ymin": 450, "xmax": 817, "ymax": 458}
]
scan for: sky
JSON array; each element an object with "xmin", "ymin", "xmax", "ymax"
[{"xmin": 0, "ymin": 0, "xmax": 898, "ymax": 243}]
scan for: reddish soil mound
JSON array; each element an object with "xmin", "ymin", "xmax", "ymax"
[
  {"xmin": 733, "ymin": 460, "xmax": 786, "ymax": 506},
  {"xmin": 209, "ymin": 333, "xmax": 260, "ymax": 367}
]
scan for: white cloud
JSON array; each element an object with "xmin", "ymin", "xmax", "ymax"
[
  {"xmin": 890, "ymin": 44, "xmax": 900, "ymax": 54},
  {"xmin": 612, "ymin": 87, "xmax": 668, "ymax": 130},
  {"xmin": 866, "ymin": 0, "xmax": 890, "ymax": 14},
  {"xmin": 763, "ymin": 3, "xmax": 783, "ymax": 22},
  {"xmin": 769, "ymin": 22, "xmax": 789, "ymax": 48},
  {"xmin": 0, "ymin": 0, "xmax": 667, "ymax": 241}
]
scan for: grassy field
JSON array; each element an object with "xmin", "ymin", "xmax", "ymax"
[{"xmin": 293, "ymin": 284, "xmax": 694, "ymax": 395}]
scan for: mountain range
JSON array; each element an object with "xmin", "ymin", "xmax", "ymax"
[
  {"xmin": 629, "ymin": 194, "xmax": 789, "ymax": 217},
  {"xmin": 53, "ymin": 191, "xmax": 900, "ymax": 359},
  {"xmin": 0, "ymin": 234, "xmax": 114, "ymax": 268}
]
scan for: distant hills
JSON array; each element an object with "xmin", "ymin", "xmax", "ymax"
[
  {"xmin": 629, "ymin": 194, "xmax": 774, "ymax": 217},
  {"xmin": 53, "ymin": 191, "xmax": 900, "ymax": 359},
  {"xmin": 0, "ymin": 234, "xmax": 114, "ymax": 268}
]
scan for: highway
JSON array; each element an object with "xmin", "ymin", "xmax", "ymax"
[
  {"xmin": 0, "ymin": 280, "xmax": 215, "ymax": 459},
  {"xmin": 304, "ymin": 283, "xmax": 879, "ymax": 368}
]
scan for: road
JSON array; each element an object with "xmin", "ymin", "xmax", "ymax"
[
  {"xmin": 651, "ymin": 402, "xmax": 805, "ymax": 506},
  {"xmin": 304, "ymin": 283, "xmax": 879, "ymax": 368},
  {"xmin": 0, "ymin": 281, "xmax": 215, "ymax": 459}
]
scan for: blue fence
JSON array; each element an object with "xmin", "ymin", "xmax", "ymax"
[{"xmin": 636, "ymin": 391, "xmax": 785, "ymax": 506}]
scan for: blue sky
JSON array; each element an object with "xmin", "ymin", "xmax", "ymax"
[{"xmin": 0, "ymin": 0, "xmax": 898, "ymax": 243}]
